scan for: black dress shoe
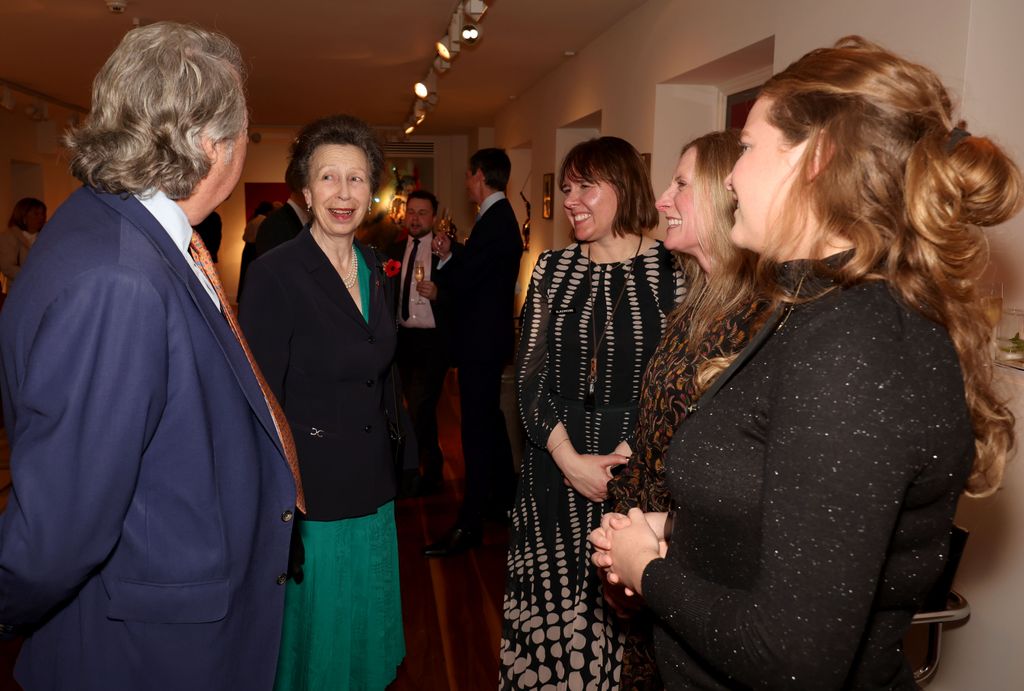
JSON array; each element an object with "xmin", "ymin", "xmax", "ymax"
[{"xmin": 423, "ymin": 527, "xmax": 482, "ymax": 557}]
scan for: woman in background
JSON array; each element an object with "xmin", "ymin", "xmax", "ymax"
[
  {"xmin": 240, "ymin": 114, "xmax": 411, "ymax": 691},
  {"xmin": 1, "ymin": 197, "xmax": 46, "ymax": 294},
  {"xmin": 500, "ymin": 136, "xmax": 685, "ymax": 689},
  {"xmin": 593, "ymin": 37, "xmax": 1022, "ymax": 689},
  {"xmin": 604, "ymin": 130, "xmax": 763, "ymax": 690}
]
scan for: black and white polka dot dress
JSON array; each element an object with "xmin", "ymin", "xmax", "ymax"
[{"xmin": 500, "ymin": 241, "xmax": 685, "ymax": 690}]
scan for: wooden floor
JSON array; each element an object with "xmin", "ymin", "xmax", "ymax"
[{"xmin": 0, "ymin": 373, "xmax": 509, "ymax": 690}]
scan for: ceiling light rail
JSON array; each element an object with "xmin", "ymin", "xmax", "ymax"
[{"xmin": 402, "ymin": 0, "xmax": 489, "ymax": 137}]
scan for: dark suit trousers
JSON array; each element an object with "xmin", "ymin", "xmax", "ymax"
[
  {"xmin": 456, "ymin": 358, "xmax": 516, "ymax": 530},
  {"xmin": 397, "ymin": 326, "xmax": 449, "ymax": 482}
]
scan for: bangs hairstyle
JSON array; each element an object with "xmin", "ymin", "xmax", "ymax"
[
  {"xmin": 289, "ymin": 114, "xmax": 384, "ymax": 193},
  {"xmin": 559, "ymin": 136, "xmax": 658, "ymax": 235},
  {"xmin": 759, "ymin": 36, "xmax": 1024, "ymax": 496},
  {"xmin": 7, "ymin": 197, "xmax": 46, "ymax": 230},
  {"xmin": 66, "ymin": 21, "xmax": 248, "ymax": 199}
]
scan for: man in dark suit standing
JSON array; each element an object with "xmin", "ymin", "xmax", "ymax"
[
  {"xmin": 388, "ymin": 190, "xmax": 455, "ymax": 496},
  {"xmin": 237, "ymin": 160, "xmax": 309, "ymax": 299},
  {"xmin": 424, "ymin": 148, "xmax": 523, "ymax": 557},
  {"xmin": 0, "ymin": 22, "xmax": 299, "ymax": 690}
]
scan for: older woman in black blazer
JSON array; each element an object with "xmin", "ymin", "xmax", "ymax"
[{"xmin": 240, "ymin": 114, "xmax": 414, "ymax": 691}]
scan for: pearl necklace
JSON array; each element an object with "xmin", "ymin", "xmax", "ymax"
[{"xmin": 342, "ymin": 245, "xmax": 358, "ymax": 289}]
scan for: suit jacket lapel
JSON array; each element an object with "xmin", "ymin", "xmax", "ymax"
[
  {"xmin": 297, "ymin": 230, "xmax": 373, "ymax": 332},
  {"xmin": 96, "ymin": 191, "xmax": 283, "ymax": 455}
]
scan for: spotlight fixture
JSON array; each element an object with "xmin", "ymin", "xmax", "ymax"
[
  {"xmin": 463, "ymin": 0, "xmax": 487, "ymax": 22},
  {"xmin": 436, "ymin": 36, "xmax": 458, "ymax": 61},
  {"xmin": 413, "ymin": 71, "xmax": 437, "ymax": 99},
  {"xmin": 404, "ymin": 124, "xmax": 415, "ymax": 135},
  {"xmin": 461, "ymin": 24, "xmax": 480, "ymax": 44},
  {"xmin": 433, "ymin": 55, "xmax": 451, "ymax": 73}
]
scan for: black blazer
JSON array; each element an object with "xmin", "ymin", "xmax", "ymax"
[
  {"xmin": 434, "ymin": 197, "xmax": 523, "ymax": 364},
  {"xmin": 240, "ymin": 228, "xmax": 416, "ymax": 521}
]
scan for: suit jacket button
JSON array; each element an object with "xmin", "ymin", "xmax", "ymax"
[
  {"xmin": 368, "ymin": 336, "xmax": 375, "ymax": 344},
  {"xmin": 276, "ymin": 573, "xmax": 288, "ymax": 586},
  {"xmin": 365, "ymin": 379, "xmax": 373, "ymax": 387},
  {"xmin": 281, "ymin": 510, "xmax": 293, "ymax": 523},
  {"xmin": 363, "ymin": 424, "xmax": 372, "ymax": 433}
]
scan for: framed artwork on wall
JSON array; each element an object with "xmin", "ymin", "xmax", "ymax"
[{"xmin": 542, "ymin": 173, "xmax": 554, "ymax": 219}]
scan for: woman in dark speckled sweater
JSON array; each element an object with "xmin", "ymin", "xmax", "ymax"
[{"xmin": 591, "ymin": 36, "xmax": 1023, "ymax": 690}]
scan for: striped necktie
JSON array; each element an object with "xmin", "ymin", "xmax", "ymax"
[{"xmin": 189, "ymin": 232, "xmax": 306, "ymax": 513}]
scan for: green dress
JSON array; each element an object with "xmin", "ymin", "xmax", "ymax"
[{"xmin": 273, "ymin": 251, "xmax": 405, "ymax": 691}]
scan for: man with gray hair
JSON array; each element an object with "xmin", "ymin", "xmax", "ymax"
[{"xmin": 0, "ymin": 22, "xmax": 300, "ymax": 690}]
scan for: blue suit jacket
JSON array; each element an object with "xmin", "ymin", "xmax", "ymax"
[{"xmin": 0, "ymin": 187, "xmax": 297, "ymax": 690}]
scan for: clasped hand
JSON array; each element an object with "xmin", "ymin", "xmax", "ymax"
[{"xmin": 588, "ymin": 509, "xmax": 668, "ymax": 597}]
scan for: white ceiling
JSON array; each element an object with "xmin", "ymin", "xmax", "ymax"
[{"xmin": 0, "ymin": 0, "xmax": 649, "ymax": 134}]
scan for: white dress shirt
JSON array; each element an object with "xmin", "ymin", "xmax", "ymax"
[
  {"xmin": 399, "ymin": 232, "xmax": 436, "ymax": 329},
  {"xmin": 135, "ymin": 190, "xmax": 220, "ymax": 309}
]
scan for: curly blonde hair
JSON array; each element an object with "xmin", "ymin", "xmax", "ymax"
[
  {"xmin": 759, "ymin": 36, "xmax": 1023, "ymax": 496},
  {"xmin": 65, "ymin": 22, "xmax": 247, "ymax": 199}
]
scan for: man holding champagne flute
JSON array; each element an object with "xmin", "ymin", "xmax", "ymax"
[{"xmin": 390, "ymin": 190, "xmax": 457, "ymax": 496}]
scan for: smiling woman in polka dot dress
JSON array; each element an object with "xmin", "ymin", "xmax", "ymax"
[{"xmin": 499, "ymin": 136, "xmax": 685, "ymax": 689}]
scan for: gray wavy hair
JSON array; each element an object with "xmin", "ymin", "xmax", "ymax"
[{"xmin": 65, "ymin": 21, "xmax": 247, "ymax": 199}]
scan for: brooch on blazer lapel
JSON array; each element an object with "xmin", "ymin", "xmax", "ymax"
[{"xmin": 383, "ymin": 259, "xmax": 401, "ymax": 278}]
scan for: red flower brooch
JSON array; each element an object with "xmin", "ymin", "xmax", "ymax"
[{"xmin": 383, "ymin": 259, "xmax": 402, "ymax": 278}]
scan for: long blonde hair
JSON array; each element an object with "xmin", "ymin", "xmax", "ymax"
[
  {"xmin": 759, "ymin": 36, "xmax": 1023, "ymax": 496},
  {"xmin": 670, "ymin": 131, "xmax": 759, "ymax": 360}
]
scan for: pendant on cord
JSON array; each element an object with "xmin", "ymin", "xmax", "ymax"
[{"xmin": 585, "ymin": 356, "xmax": 597, "ymax": 411}]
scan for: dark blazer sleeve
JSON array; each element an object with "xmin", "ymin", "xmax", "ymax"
[
  {"xmin": 376, "ymin": 248, "xmax": 418, "ymax": 472},
  {"xmin": 0, "ymin": 268, "xmax": 167, "ymax": 626},
  {"xmin": 238, "ymin": 258, "xmax": 293, "ymax": 403}
]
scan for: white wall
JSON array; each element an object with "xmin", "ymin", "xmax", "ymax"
[{"xmin": 492, "ymin": 1, "xmax": 1024, "ymax": 688}]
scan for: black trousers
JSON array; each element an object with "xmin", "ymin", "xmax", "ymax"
[
  {"xmin": 396, "ymin": 326, "xmax": 449, "ymax": 483},
  {"xmin": 456, "ymin": 357, "xmax": 516, "ymax": 531}
]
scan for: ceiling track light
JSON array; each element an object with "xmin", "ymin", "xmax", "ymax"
[
  {"xmin": 461, "ymin": 23, "xmax": 480, "ymax": 44},
  {"xmin": 463, "ymin": 0, "xmax": 487, "ymax": 22},
  {"xmin": 433, "ymin": 55, "xmax": 451, "ymax": 73},
  {"xmin": 404, "ymin": 124, "xmax": 415, "ymax": 135},
  {"xmin": 413, "ymin": 71, "xmax": 437, "ymax": 99},
  {"xmin": 1, "ymin": 86, "xmax": 15, "ymax": 111},
  {"xmin": 436, "ymin": 36, "xmax": 458, "ymax": 61}
]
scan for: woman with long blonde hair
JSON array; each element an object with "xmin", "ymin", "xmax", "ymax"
[
  {"xmin": 605, "ymin": 130, "xmax": 764, "ymax": 689},
  {"xmin": 592, "ymin": 37, "xmax": 1022, "ymax": 689}
]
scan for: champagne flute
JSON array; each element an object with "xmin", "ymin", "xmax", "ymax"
[
  {"xmin": 414, "ymin": 261, "xmax": 426, "ymax": 304},
  {"xmin": 981, "ymin": 282, "xmax": 1003, "ymax": 329}
]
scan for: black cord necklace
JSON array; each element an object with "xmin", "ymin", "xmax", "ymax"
[{"xmin": 585, "ymin": 234, "xmax": 644, "ymax": 409}]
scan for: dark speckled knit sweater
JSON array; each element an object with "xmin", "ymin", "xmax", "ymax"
[{"xmin": 642, "ymin": 278, "xmax": 973, "ymax": 690}]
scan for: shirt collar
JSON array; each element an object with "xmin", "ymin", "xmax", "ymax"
[
  {"xmin": 287, "ymin": 198, "xmax": 310, "ymax": 225},
  {"xmin": 478, "ymin": 191, "xmax": 505, "ymax": 218},
  {"xmin": 135, "ymin": 189, "xmax": 194, "ymax": 255}
]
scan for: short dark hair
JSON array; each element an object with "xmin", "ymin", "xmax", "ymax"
[
  {"xmin": 289, "ymin": 114, "xmax": 384, "ymax": 192},
  {"xmin": 469, "ymin": 148, "xmax": 511, "ymax": 192},
  {"xmin": 407, "ymin": 189, "xmax": 438, "ymax": 214},
  {"xmin": 7, "ymin": 197, "xmax": 46, "ymax": 230},
  {"xmin": 559, "ymin": 136, "xmax": 658, "ymax": 236}
]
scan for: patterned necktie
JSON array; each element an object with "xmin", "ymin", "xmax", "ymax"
[
  {"xmin": 401, "ymin": 236, "xmax": 420, "ymax": 321},
  {"xmin": 189, "ymin": 232, "xmax": 306, "ymax": 513}
]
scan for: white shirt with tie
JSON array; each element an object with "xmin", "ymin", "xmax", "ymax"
[{"xmin": 399, "ymin": 232, "xmax": 436, "ymax": 329}]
